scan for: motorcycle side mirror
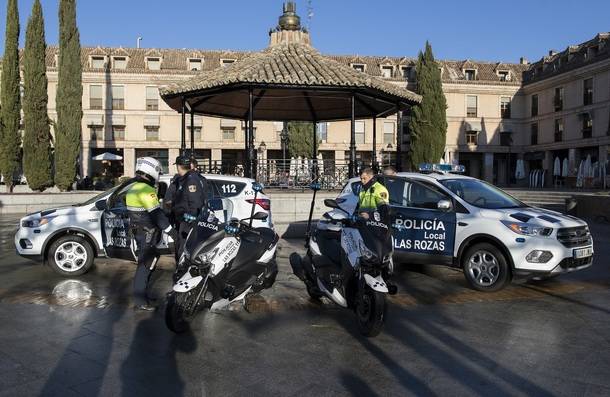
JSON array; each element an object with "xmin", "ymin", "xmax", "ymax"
[
  {"xmin": 437, "ymin": 199, "xmax": 452, "ymax": 211},
  {"xmin": 324, "ymin": 199, "xmax": 339, "ymax": 209},
  {"xmin": 94, "ymin": 200, "xmax": 107, "ymax": 211},
  {"xmin": 324, "ymin": 199, "xmax": 349, "ymax": 214},
  {"xmin": 251, "ymin": 211, "xmax": 268, "ymax": 220},
  {"xmin": 208, "ymin": 198, "xmax": 224, "ymax": 211},
  {"xmin": 252, "ymin": 182, "xmax": 264, "ymax": 193}
]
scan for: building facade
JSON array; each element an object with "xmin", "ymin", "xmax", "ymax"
[{"xmin": 16, "ymin": 16, "xmax": 610, "ymax": 187}]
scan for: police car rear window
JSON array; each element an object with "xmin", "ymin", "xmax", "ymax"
[{"xmin": 209, "ymin": 180, "xmax": 246, "ymax": 198}]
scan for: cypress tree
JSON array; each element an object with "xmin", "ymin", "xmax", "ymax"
[
  {"xmin": 0, "ymin": 0, "xmax": 21, "ymax": 192},
  {"xmin": 409, "ymin": 41, "xmax": 448, "ymax": 168},
  {"xmin": 287, "ymin": 121, "xmax": 314, "ymax": 158},
  {"xmin": 55, "ymin": 0, "xmax": 82, "ymax": 191},
  {"xmin": 23, "ymin": 0, "xmax": 53, "ymax": 191}
]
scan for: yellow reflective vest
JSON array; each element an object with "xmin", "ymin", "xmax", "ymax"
[
  {"xmin": 358, "ymin": 181, "xmax": 389, "ymax": 211},
  {"xmin": 126, "ymin": 182, "xmax": 161, "ymax": 212}
]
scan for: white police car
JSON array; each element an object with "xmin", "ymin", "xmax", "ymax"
[
  {"xmin": 330, "ymin": 164, "xmax": 593, "ymax": 291},
  {"xmin": 15, "ymin": 174, "xmax": 272, "ymax": 276}
]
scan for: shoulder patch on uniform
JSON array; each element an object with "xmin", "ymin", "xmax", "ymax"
[
  {"xmin": 379, "ymin": 191, "xmax": 388, "ymax": 199},
  {"xmin": 188, "ymin": 184, "xmax": 197, "ymax": 193}
]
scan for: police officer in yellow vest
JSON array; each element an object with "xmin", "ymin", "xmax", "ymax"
[
  {"xmin": 125, "ymin": 157, "xmax": 178, "ymax": 311},
  {"xmin": 357, "ymin": 167, "xmax": 389, "ymax": 218}
]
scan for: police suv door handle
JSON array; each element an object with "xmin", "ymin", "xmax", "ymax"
[{"xmin": 458, "ymin": 222, "xmax": 468, "ymax": 227}]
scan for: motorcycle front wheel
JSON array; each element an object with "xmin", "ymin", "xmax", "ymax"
[
  {"xmin": 356, "ymin": 286, "xmax": 386, "ymax": 337},
  {"xmin": 165, "ymin": 289, "xmax": 201, "ymax": 333}
]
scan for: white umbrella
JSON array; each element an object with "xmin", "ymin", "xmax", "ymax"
[
  {"xmin": 302, "ymin": 157, "xmax": 309, "ymax": 176},
  {"xmin": 289, "ymin": 157, "xmax": 297, "ymax": 177},
  {"xmin": 92, "ymin": 152, "xmax": 123, "ymax": 161},
  {"xmin": 576, "ymin": 160, "xmax": 584, "ymax": 188},
  {"xmin": 515, "ymin": 159, "xmax": 525, "ymax": 180},
  {"xmin": 317, "ymin": 153, "xmax": 324, "ymax": 176},
  {"xmin": 584, "ymin": 155, "xmax": 592, "ymax": 178},
  {"xmin": 561, "ymin": 158, "xmax": 569, "ymax": 177},
  {"xmin": 553, "ymin": 157, "xmax": 561, "ymax": 176}
]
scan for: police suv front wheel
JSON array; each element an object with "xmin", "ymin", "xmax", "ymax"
[
  {"xmin": 47, "ymin": 235, "xmax": 94, "ymax": 276},
  {"xmin": 462, "ymin": 243, "xmax": 510, "ymax": 292}
]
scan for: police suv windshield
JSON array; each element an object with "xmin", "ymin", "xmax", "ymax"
[{"xmin": 440, "ymin": 179, "xmax": 525, "ymax": 209}]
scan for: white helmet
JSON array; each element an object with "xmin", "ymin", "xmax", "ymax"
[{"xmin": 135, "ymin": 157, "xmax": 163, "ymax": 182}]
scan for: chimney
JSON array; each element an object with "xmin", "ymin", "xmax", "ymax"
[{"xmin": 519, "ymin": 57, "xmax": 528, "ymax": 65}]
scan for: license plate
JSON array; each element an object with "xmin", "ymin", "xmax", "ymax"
[{"xmin": 573, "ymin": 247, "xmax": 593, "ymax": 259}]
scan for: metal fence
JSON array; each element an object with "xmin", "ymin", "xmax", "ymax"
[{"xmin": 196, "ymin": 159, "xmax": 387, "ymax": 190}]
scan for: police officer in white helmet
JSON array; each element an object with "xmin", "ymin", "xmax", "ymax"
[{"xmin": 122, "ymin": 157, "xmax": 178, "ymax": 311}]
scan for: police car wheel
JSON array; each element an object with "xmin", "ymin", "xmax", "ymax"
[
  {"xmin": 48, "ymin": 235, "xmax": 94, "ymax": 276},
  {"xmin": 462, "ymin": 243, "xmax": 510, "ymax": 292}
]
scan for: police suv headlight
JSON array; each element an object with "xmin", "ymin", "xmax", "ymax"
[
  {"xmin": 501, "ymin": 221, "xmax": 552, "ymax": 237},
  {"xmin": 21, "ymin": 217, "xmax": 51, "ymax": 228}
]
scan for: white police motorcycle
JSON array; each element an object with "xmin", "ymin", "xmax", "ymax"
[
  {"xmin": 165, "ymin": 183, "xmax": 278, "ymax": 333},
  {"xmin": 290, "ymin": 184, "xmax": 395, "ymax": 337}
]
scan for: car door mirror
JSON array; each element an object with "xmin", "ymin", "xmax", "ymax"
[
  {"xmin": 437, "ymin": 199, "xmax": 452, "ymax": 211},
  {"xmin": 251, "ymin": 211, "xmax": 268, "ymax": 220},
  {"xmin": 94, "ymin": 200, "xmax": 107, "ymax": 211}
]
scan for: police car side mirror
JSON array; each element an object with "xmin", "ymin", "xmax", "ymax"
[
  {"xmin": 437, "ymin": 199, "xmax": 452, "ymax": 211},
  {"xmin": 94, "ymin": 200, "xmax": 107, "ymax": 211}
]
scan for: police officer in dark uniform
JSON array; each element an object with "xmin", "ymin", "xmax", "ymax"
[{"xmin": 169, "ymin": 155, "xmax": 207, "ymax": 265}]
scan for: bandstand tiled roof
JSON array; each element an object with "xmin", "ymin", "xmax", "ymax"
[{"xmin": 159, "ymin": 41, "xmax": 421, "ymax": 121}]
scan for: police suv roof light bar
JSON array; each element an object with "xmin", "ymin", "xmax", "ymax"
[{"xmin": 418, "ymin": 163, "xmax": 466, "ymax": 174}]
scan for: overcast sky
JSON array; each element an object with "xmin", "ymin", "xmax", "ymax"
[{"xmin": 1, "ymin": 0, "xmax": 609, "ymax": 63}]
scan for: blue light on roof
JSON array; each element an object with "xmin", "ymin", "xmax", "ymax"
[{"xmin": 418, "ymin": 163, "xmax": 465, "ymax": 174}]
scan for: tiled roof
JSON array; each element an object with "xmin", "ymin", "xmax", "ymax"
[
  {"xmin": 523, "ymin": 32, "xmax": 610, "ymax": 84},
  {"xmin": 159, "ymin": 42, "xmax": 422, "ymax": 104},
  {"xmin": 30, "ymin": 45, "xmax": 526, "ymax": 85}
]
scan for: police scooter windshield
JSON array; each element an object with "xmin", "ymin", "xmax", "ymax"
[{"xmin": 357, "ymin": 207, "xmax": 393, "ymax": 265}]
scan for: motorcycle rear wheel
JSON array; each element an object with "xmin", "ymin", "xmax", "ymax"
[
  {"xmin": 356, "ymin": 287, "xmax": 386, "ymax": 337},
  {"xmin": 165, "ymin": 290, "xmax": 199, "ymax": 333}
]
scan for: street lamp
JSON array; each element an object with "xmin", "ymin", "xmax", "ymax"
[{"xmin": 280, "ymin": 122, "xmax": 289, "ymax": 171}]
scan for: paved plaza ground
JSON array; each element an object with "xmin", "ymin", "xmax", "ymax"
[{"xmin": 0, "ymin": 214, "xmax": 609, "ymax": 396}]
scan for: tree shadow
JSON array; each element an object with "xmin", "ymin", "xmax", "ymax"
[
  {"xmin": 119, "ymin": 314, "xmax": 197, "ymax": 396},
  {"xmin": 340, "ymin": 370, "xmax": 380, "ymax": 397},
  {"xmin": 385, "ymin": 310, "xmax": 555, "ymax": 397},
  {"xmin": 331, "ymin": 311, "xmax": 437, "ymax": 395},
  {"xmin": 520, "ymin": 284, "xmax": 610, "ymax": 315},
  {"xmin": 39, "ymin": 272, "xmax": 129, "ymax": 396}
]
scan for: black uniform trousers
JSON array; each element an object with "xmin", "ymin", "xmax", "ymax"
[{"xmin": 133, "ymin": 226, "xmax": 160, "ymax": 306}]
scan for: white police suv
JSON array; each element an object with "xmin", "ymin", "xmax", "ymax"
[
  {"xmin": 331, "ymin": 164, "xmax": 593, "ymax": 291},
  {"xmin": 15, "ymin": 174, "xmax": 272, "ymax": 276}
]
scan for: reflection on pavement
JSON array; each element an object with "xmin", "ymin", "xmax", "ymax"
[{"xmin": 0, "ymin": 214, "xmax": 609, "ymax": 314}]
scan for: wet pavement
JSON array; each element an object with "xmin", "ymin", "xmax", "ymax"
[{"xmin": 1, "ymin": 213, "xmax": 610, "ymax": 396}]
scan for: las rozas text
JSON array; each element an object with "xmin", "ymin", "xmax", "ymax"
[{"xmin": 394, "ymin": 238, "xmax": 445, "ymax": 251}]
